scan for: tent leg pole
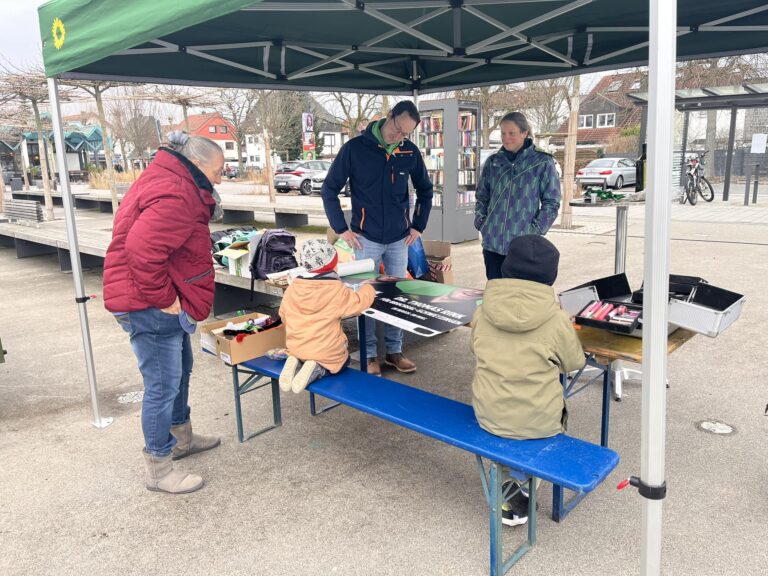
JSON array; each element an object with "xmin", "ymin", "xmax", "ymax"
[
  {"xmin": 642, "ymin": 1, "xmax": 676, "ymax": 575},
  {"xmin": 47, "ymin": 77, "xmax": 112, "ymax": 430}
]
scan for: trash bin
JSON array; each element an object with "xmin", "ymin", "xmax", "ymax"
[{"xmin": 11, "ymin": 177, "xmax": 23, "ymax": 192}]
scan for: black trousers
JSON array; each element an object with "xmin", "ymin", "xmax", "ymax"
[{"xmin": 483, "ymin": 249, "xmax": 506, "ymax": 280}]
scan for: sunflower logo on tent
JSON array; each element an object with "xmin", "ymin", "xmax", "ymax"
[{"xmin": 52, "ymin": 18, "xmax": 66, "ymax": 50}]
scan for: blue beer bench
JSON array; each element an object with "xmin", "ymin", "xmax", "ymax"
[{"xmin": 230, "ymin": 356, "xmax": 619, "ymax": 576}]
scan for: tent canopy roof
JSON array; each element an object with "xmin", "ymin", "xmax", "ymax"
[{"xmin": 39, "ymin": 0, "xmax": 768, "ymax": 94}]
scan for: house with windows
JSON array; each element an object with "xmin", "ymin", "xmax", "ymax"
[
  {"xmin": 554, "ymin": 71, "xmax": 645, "ymax": 147},
  {"xmin": 170, "ymin": 112, "xmax": 240, "ymax": 165}
]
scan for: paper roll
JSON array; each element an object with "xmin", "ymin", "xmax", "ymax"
[{"xmin": 338, "ymin": 258, "xmax": 375, "ymax": 277}]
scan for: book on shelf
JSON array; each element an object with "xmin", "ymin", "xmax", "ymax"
[
  {"xmin": 422, "ymin": 115, "xmax": 443, "ymax": 133},
  {"xmin": 458, "ymin": 111, "xmax": 476, "ymax": 131},
  {"xmin": 458, "ymin": 150, "xmax": 476, "ymax": 170},
  {"xmin": 458, "ymin": 170, "xmax": 476, "ymax": 186},
  {"xmin": 458, "ymin": 131, "xmax": 477, "ymax": 147}
]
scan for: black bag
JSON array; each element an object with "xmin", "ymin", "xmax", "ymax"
[{"xmin": 249, "ymin": 229, "xmax": 298, "ymax": 281}]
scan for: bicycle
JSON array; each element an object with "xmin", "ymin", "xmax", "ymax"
[{"xmin": 680, "ymin": 151, "xmax": 715, "ymax": 205}]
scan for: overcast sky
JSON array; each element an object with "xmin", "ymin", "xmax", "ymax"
[{"xmin": 0, "ymin": 0, "xmax": 47, "ymax": 66}]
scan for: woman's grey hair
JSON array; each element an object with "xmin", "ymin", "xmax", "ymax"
[
  {"xmin": 500, "ymin": 112, "xmax": 532, "ymax": 136},
  {"xmin": 166, "ymin": 130, "xmax": 223, "ymax": 166}
]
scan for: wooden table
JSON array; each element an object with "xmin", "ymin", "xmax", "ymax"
[{"xmin": 553, "ymin": 325, "xmax": 696, "ymax": 521}]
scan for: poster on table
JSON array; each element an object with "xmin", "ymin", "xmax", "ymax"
[{"xmin": 344, "ymin": 273, "xmax": 483, "ymax": 337}]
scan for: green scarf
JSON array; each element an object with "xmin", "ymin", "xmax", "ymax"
[{"xmin": 372, "ymin": 118, "xmax": 399, "ymax": 155}]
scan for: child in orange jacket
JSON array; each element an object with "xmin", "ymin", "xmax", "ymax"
[{"xmin": 279, "ymin": 239, "xmax": 376, "ymax": 393}]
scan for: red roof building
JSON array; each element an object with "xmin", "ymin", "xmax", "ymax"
[
  {"xmin": 170, "ymin": 112, "xmax": 240, "ymax": 163},
  {"xmin": 553, "ymin": 71, "xmax": 646, "ymax": 146}
]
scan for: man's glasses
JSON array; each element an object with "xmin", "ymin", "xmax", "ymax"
[{"xmin": 391, "ymin": 116, "xmax": 414, "ymax": 138}]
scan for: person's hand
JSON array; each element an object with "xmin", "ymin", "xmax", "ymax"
[
  {"xmin": 341, "ymin": 229, "xmax": 362, "ymax": 250},
  {"xmin": 161, "ymin": 296, "xmax": 181, "ymax": 315},
  {"xmin": 404, "ymin": 228, "xmax": 422, "ymax": 247}
]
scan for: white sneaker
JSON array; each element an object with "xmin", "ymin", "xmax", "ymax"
[
  {"xmin": 279, "ymin": 355, "xmax": 300, "ymax": 392},
  {"xmin": 291, "ymin": 360, "xmax": 327, "ymax": 393}
]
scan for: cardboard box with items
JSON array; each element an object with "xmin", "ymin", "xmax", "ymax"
[
  {"xmin": 422, "ymin": 240, "xmax": 453, "ymax": 284},
  {"xmin": 200, "ymin": 312, "xmax": 285, "ymax": 365}
]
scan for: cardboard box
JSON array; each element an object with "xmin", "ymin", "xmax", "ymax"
[
  {"xmin": 423, "ymin": 240, "xmax": 451, "ymax": 259},
  {"xmin": 199, "ymin": 312, "xmax": 285, "ymax": 365},
  {"xmin": 428, "ymin": 255, "xmax": 454, "ymax": 284}
]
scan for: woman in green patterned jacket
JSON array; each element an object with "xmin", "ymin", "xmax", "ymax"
[{"xmin": 474, "ymin": 112, "xmax": 561, "ymax": 280}]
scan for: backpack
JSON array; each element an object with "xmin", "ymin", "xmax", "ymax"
[{"xmin": 249, "ymin": 229, "xmax": 298, "ymax": 281}]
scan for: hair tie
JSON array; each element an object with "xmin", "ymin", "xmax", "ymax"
[{"xmin": 167, "ymin": 130, "xmax": 189, "ymax": 147}]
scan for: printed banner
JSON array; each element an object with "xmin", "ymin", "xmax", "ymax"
[
  {"xmin": 345, "ymin": 274, "xmax": 483, "ymax": 337},
  {"xmin": 302, "ymin": 112, "xmax": 314, "ymax": 134}
]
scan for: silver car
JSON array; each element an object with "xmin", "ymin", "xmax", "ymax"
[
  {"xmin": 274, "ymin": 160, "xmax": 332, "ymax": 195},
  {"xmin": 576, "ymin": 157, "xmax": 636, "ymax": 189},
  {"xmin": 310, "ymin": 169, "xmax": 350, "ymax": 196}
]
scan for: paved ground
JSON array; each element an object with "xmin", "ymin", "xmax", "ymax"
[{"xmin": 1, "ymin": 190, "xmax": 767, "ymax": 576}]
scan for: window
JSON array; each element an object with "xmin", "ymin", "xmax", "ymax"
[
  {"xmin": 247, "ymin": 136, "xmax": 254, "ymax": 144},
  {"xmin": 631, "ymin": 81, "xmax": 641, "ymax": 90},
  {"xmin": 208, "ymin": 126, "xmax": 216, "ymax": 133},
  {"xmin": 607, "ymin": 81, "xmax": 622, "ymax": 92},
  {"xmin": 597, "ymin": 113, "xmax": 616, "ymax": 128},
  {"xmin": 218, "ymin": 125, "xmax": 228, "ymax": 134},
  {"xmin": 225, "ymin": 142, "xmax": 234, "ymax": 150},
  {"xmin": 324, "ymin": 133, "xmax": 336, "ymax": 146},
  {"xmin": 578, "ymin": 115, "xmax": 594, "ymax": 129}
]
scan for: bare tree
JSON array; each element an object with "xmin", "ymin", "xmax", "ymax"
[
  {"xmin": 0, "ymin": 103, "xmax": 32, "ymax": 194},
  {"xmin": 561, "ymin": 76, "xmax": 581, "ymax": 230},
  {"xmin": 251, "ymin": 90, "xmax": 305, "ymax": 202},
  {"xmin": 149, "ymin": 85, "xmax": 217, "ymax": 131},
  {"xmin": 64, "ymin": 81, "xmax": 121, "ymax": 211},
  {"xmin": 522, "ymin": 78, "xmax": 571, "ymax": 134},
  {"xmin": 453, "ymin": 85, "xmax": 513, "ymax": 148},
  {"xmin": 319, "ymin": 92, "xmax": 380, "ymax": 138},
  {"xmin": 213, "ymin": 88, "xmax": 259, "ymax": 175},
  {"xmin": 0, "ymin": 61, "xmax": 71, "ymax": 220},
  {"xmin": 108, "ymin": 89, "xmax": 161, "ymax": 173}
]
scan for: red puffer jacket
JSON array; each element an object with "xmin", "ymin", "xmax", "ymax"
[{"xmin": 103, "ymin": 149, "xmax": 217, "ymax": 321}]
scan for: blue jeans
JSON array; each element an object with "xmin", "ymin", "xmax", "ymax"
[
  {"xmin": 116, "ymin": 308, "xmax": 193, "ymax": 457},
  {"xmin": 355, "ymin": 235, "xmax": 408, "ymax": 358},
  {"xmin": 483, "ymin": 249, "xmax": 506, "ymax": 280}
]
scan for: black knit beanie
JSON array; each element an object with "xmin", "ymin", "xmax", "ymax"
[{"xmin": 501, "ymin": 234, "xmax": 560, "ymax": 286}]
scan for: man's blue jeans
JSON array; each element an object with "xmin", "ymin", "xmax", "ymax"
[
  {"xmin": 116, "ymin": 308, "xmax": 193, "ymax": 457},
  {"xmin": 355, "ymin": 235, "xmax": 408, "ymax": 358}
]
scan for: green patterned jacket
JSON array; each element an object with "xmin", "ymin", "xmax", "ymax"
[{"xmin": 474, "ymin": 141, "xmax": 561, "ymax": 255}]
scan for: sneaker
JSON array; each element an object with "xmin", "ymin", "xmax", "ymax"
[
  {"xmin": 500, "ymin": 481, "xmax": 531, "ymax": 527},
  {"xmin": 366, "ymin": 358, "xmax": 381, "ymax": 376},
  {"xmin": 291, "ymin": 360, "xmax": 327, "ymax": 393},
  {"xmin": 279, "ymin": 355, "xmax": 300, "ymax": 392},
  {"xmin": 384, "ymin": 353, "xmax": 416, "ymax": 373}
]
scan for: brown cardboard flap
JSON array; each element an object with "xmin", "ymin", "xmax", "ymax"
[{"xmin": 423, "ymin": 240, "xmax": 451, "ymax": 258}]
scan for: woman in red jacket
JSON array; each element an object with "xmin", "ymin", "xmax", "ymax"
[{"xmin": 104, "ymin": 131, "xmax": 224, "ymax": 494}]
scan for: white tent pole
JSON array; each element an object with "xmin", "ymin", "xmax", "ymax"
[
  {"xmin": 641, "ymin": 0, "xmax": 676, "ymax": 574},
  {"xmin": 46, "ymin": 77, "xmax": 113, "ymax": 430}
]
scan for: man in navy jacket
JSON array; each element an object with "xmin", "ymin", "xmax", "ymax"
[{"xmin": 322, "ymin": 101, "xmax": 433, "ymax": 375}]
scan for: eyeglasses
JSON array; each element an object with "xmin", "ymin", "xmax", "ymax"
[{"xmin": 391, "ymin": 116, "xmax": 414, "ymax": 138}]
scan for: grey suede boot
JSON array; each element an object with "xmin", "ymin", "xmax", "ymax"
[
  {"xmin": 171, "ymin": 421, "xmax": 221, "ymax": 461},
  {"xmin": 143, "ymin": 451, "xmax": 204, "ymax": 494}
]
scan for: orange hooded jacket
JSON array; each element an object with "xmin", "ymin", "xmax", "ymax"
[{"xmin": 279, "ymin": 277, "xmax": 376, "ymax": 373}]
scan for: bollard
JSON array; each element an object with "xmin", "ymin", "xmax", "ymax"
[
  {"xmin": 753, "ymin": 164, "xmax": 760, "ymax": 204},
  {"xmin": 744, "ymin": 165, "xmax": 753, "ymax": 206}
]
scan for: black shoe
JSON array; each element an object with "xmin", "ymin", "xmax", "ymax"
[{"xmin": 500, "ymin": 481, "xmax": 536, "ymax": 527}]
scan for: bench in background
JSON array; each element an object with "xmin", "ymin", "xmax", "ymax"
[{"xmin": 3, "ymin": 199, "xmax": 44, "ymax": 223}]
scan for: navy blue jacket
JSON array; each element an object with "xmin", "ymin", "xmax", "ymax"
[{"xmin": 321, "ymin": 122, "xmax": 433, "ymax": 244}]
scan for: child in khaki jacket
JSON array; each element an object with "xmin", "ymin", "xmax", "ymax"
[
  {"xmin": 279, "ymin": 239, "xmax": 376, "ymax": 393},
  {"xmin": 471, "ymin": 234, "xmax": 585, "ymax": 527}
]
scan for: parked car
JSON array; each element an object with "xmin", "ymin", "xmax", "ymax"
[
  {"xmin": 310, "ymin": 169, "xmax": 350, "ymax": 196},
  {"xmin": 274, "ymin": 160, "xmax": 332, "ymax": 195},
  {"xmin": 576, "ymin": 158, "xmax": 636, "ymax": 189}
]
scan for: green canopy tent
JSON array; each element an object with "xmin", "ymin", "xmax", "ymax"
[{"xmin": 37, "ymin": 1, "xmax": 768, "ymax": 575}]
